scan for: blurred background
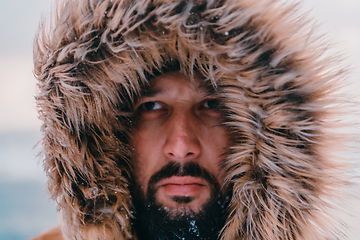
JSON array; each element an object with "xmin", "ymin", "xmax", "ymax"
[{"xmin": 0, "ymin": 0, "xmax": 359, "ymax": 239}]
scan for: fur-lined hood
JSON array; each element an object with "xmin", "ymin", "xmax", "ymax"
[{"xmin": 34, "ymin": 0, "xmax": 350, "ymax": 239}]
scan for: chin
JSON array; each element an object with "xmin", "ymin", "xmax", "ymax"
[
  {"xmin": 155, "ymin": 192, "xmax": 212, "ymax": 216},
  {"xmin": 132, "ymin": 188, "xmax": 228, "ymax": 240},
  {"xmin": 157, "ymin": 199, "xmax": 206, "ymax": 218}
]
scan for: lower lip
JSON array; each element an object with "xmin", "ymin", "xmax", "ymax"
[{"xmin": 160, "ymin": 184, "xmax": 205, "ymax": 196}]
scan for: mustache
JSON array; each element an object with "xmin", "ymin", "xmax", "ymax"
[{"xmin": 147, "ymin": 161, "xmax": 220, "ymax": 195}]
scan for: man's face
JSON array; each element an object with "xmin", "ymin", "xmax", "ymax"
[{"xmin": 131, "ymin": 71, "xmax": 230, "ymax": 216}]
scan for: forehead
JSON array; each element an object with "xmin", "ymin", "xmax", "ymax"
[{"xmin": 142, "ymin": 71, "xmax": 215, "ymax": 98}]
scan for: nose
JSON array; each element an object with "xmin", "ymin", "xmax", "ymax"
[{"xmin": 163, "ymin": 110, "xmax": 201, "ymax": 161}]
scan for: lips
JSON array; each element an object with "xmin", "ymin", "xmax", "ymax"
[{"xmin": 157, "ymin": 176, "xmax": 207, "ymax": 196}]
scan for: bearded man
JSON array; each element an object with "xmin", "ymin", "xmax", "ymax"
[{"xmin": 31, "ymin": 0, "xmax": 352, "ymax": 239}]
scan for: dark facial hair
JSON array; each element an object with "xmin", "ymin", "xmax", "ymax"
[{"xmin": 132, "ymin": 161, "xmax": 230, "ymax": 240}]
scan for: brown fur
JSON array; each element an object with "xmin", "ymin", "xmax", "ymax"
[{"xmin": 34, "ymin": 0, "xmax": 353, "ymax": 239}]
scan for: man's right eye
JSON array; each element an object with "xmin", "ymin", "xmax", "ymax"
[{"xmin": 139, "ymin": 101, "xmax": 162, "ymax": 111}]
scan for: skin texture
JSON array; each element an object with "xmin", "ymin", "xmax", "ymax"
[{"xmin": 131, "ymin": 71, "xmax": 230, "ymax": 215}]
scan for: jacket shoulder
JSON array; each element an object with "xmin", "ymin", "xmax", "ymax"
[{"xmin": 29, "ymin": 227, "xmax": 63, "ymax": 240}]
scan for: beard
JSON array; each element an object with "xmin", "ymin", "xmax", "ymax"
[{"xmin": 132, "ymin": 161, "xmax": 230, "ymax": 240}]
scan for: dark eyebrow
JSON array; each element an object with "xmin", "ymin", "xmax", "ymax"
[
  {"xmin": 142, "ymin": 88, "xmax": 164, "ymax": 98},
  {"xmin": 198, "ymin": 80, "xmax": 217, "ymax": 96},
  {"xmin": 140, "ymin": 73, "xmax": 216, "ymax": 98}
]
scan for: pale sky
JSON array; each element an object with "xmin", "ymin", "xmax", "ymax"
[
  {"xmin": 0, "ymin": 0, "xmax": 52, "ymax": 132},
  {"xmin": 0, "ymin": 0, "xmax": 359, "ymax": 133}
]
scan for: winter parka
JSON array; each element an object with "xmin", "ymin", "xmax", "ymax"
[{"xmin": 33, "ymin": 0, "xmax": 352, "ymax": 239}]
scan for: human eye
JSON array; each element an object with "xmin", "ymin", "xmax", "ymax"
[
  {"xmin": 139, "ymin": 101, "xmax": 162, "ymax": 111},
  {"xmin": 197, "ymin": 98, "xmax": 223, "ymax": 122},
  {"xmin": 203, "ymin": 98, "xmax": 221, "ymax": 110}
]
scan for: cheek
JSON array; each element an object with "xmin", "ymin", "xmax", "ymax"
[
  {"xmin": 131, "ymin": 128, "xmax": 165, "ymax": 191},
  {"xmin": 199, "ymin": 126, "xmax": 230, "ymax": 179}
]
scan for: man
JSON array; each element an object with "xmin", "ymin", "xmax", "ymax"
[
  {"xmin": 130, "ymin": 71, "xmax": 231, "ymax": 240},
  {"xmin": 32, "ymin": 0, "xmax": 351, "ymax": 239}
]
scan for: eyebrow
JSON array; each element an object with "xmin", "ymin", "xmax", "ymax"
[
  {"xmin": 198, "ymin": 80, "xmax": 217, "ymax": 96},
  {"xmin": 142, "ymin": 88, "xmax": 165, "ymax": 98},
  {"xmin": 141, "ymin": 75, "xmax": 217, "ymax": 99}
]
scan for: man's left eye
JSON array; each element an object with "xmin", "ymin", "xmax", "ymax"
[
  {"xmin": 203, "ymin": 99, "xmax": 220, "ymax": 109},
  {"xmin": 140, "ymin": 101, "xmax": 162, "ymax": 111}
]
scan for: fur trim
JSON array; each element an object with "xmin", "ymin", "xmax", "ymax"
[{"xmin": 34, "ymin": 0, "xmax": 351, "ymax": 239}]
